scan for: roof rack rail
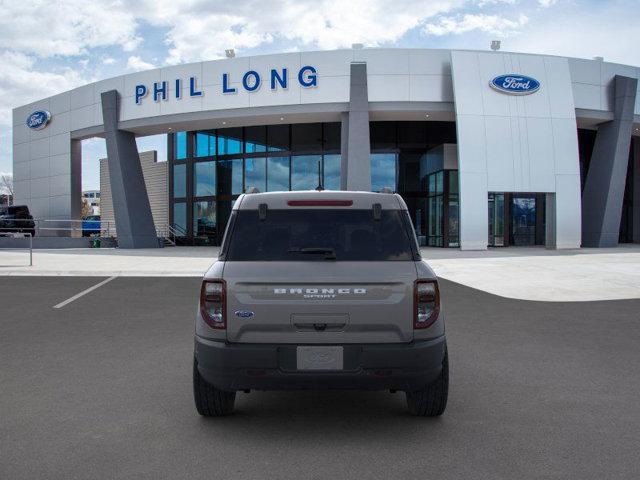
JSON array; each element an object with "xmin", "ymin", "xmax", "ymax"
[{"xmin": 379, "ymin": 187, "xmax": 394, "ymax": 194}]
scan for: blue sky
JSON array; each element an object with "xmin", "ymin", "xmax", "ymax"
[{"xmin": 1, "ymin": 0, "xmax": 638, "ymax": 191}]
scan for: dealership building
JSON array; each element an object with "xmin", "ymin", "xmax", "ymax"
[{"xmin": 11, "ymin": 48, "xmax": 640, "ymax": 249}]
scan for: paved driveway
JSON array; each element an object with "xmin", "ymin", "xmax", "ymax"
[{"xmin": 1, "ymin": 277, "xmax": 639, "ymax": 479}]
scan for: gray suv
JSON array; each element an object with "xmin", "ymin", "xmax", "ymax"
[{"xmin": 193, "ymin": 191, "xmax": 448, "ymax": 416}]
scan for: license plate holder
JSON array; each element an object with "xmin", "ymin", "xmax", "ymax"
[{"xmin": 296, "ymin": 346, "xmax": 344, "ymax": 371}]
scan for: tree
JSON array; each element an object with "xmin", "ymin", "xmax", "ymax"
[
  {"xmin": 0, "ymin": 173, "xmax": 13, "ymax": 196},
  {"xmin": 81, "ymin": 198, "xmax": 92, "ymax": 218}
]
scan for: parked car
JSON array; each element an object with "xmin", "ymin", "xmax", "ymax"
[
  {"xmin": 193, "ymin": 190, "xmax": 448, "ymax": 417},
  {"xmin": 82, "ymin": 215, "xmax": 101, "ymax": 237},
  {"xmin": 0, "ymin": 205, "xmax": 35, "ymax": 237}
]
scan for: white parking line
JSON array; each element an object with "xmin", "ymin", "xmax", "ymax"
[{"xmin": 53, "ymin": 276, "xmax": 118, "ymax": 309}]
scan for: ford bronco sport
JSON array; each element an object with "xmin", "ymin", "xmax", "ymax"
[{"xmin": 193, "ymin": 191, "xmax": 448, "ymax": 416}]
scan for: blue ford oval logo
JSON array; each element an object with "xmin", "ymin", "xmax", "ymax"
[
  {"xmin": 234, "ymin": 310, "xmax": 254, "ymax": 318},
  {"xmin": 26, "ymin": 110, "xmax": 51, "ymax": 130},
  {"xmin": 490, "ymin": 74, "xmax": 540, "ymax": 95}
]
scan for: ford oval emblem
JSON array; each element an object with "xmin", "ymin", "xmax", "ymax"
[
  {"xmin": 490, "ymin": 74, "xmax": 540, "ymax": 95},
  {"xmin": 234, "ymin": 310, "xmax": 254, "ymax": 318},
  {"xmin": 26, "ymin": 110, "xmax": 52, "ymax": 130}
]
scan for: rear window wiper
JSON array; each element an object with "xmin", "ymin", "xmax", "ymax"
[{"xmin": 288, "ymin": 247, "xmax": 337, "ymax": 260}]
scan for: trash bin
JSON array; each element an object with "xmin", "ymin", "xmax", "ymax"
[{"xmin": 91, "ymin": 238, "xmax": 101, "ymax": 248}]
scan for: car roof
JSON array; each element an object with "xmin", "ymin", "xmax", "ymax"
[{"xmin": 234, "ymin": 190, "xmax": 407, "ymax": 210}]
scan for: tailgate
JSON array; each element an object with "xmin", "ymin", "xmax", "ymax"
[{"xmin": 224, "ymin": 261, "xmax": 417, "ymax": 344}]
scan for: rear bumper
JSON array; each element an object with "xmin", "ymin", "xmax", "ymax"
[{"xmin": 194, "ymin": 335, "xmax": 446, "ymax": 392}]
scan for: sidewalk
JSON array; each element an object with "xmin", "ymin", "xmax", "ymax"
[{"xmin": 1, "ymin": 245, "xmax": 640, "ymax": 301}]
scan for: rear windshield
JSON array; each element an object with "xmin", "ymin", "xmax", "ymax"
[{"xmin": 224, "ymin": 209, "xmax": 416, "ymax": 261}]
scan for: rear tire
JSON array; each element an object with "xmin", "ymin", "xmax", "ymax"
[
  {"xmin": 193, "ymin": 359, "xmax": 236, "ymax": 416},
  {"xmin": 406, "ymin": 346, "xmax": 449, "ymax": 417}
]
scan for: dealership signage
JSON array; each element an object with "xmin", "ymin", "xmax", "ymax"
[
  {"xmin": 26, "ymin": 110, "xmax": 51, "ymax": 130},
  {"xmin": 490, "ymin": 74, "xmax": 540, "ymax": 95},
  {"xmin": 135, "ymin": 66, "xmax": 318, "ymax": 105}
]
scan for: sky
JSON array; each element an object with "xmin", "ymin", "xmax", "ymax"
[{"xmin": 0, "ymin": 0, "xmax": 639, "ymax": 191}]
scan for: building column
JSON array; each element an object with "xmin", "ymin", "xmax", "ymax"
[
  {"xmin": 101, "ymin": 90, "xmax": 159, "ymax": 248},
  {"xmin": 582, "ymin": 75, "xmax": 638, "ymax": 247},
  {"xmin": 340, "ymin": 62, "xmax": 371, "ymax": 191}
]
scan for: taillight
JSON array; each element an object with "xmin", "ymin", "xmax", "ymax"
[
  {"xmin": 200, "ymin": 280, "xmax": 226, "ymax": 329},
  {"xmin": 414, "ymin": 280, "xmax": 440, "ymax": 329}
]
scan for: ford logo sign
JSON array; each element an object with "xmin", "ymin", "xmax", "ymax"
[
  {"xmin": 26, "ymin": 110, "xmax": 51, "ymax": 130},
  {"xmin": 234, "ymin": 310, "xmax": 255, "ymax": 318},
  {"xmin": 490, "ymin": 74, "xmax": 540, "ymax": 95}
]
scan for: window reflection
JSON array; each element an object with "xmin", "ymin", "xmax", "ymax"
[
  {"xmin": 194, "ymin": 161, "xmax": 215, "ymax": 197},
  {"xmin": 245, "ymin": 126, "xmax": 267, "ymax": 153},
  {"xmin": 173, "ymin": 164, "xmax": 186, "ymax": 197},
  {"xmin": 174, "ymin": 131, "xmax": 187, "ymax": 160},
  {"xmin": 267, "ymin": 156, "xmax": 289, "ymax": 191},
  {"xmin": 194, "ymin": 201, "xmax": 216, "ymax": 238},
  {"xmin": 217, "ymin": 128, "xmax": 243, "ymax": 155},
  {"xmin": 217, "ymin": 159, "xmax": 243, "ymax": 195},
  {"xmin": 195, "ymin": 131, "xmax": 215, "ymax": 157},
  {"xmin": 292, "ymin": 155, "xmax": 322, "ymax": 190},
  {"xmin": 173, "ymin": 202, "xmax": 187, "ymax": 234},
  {"xmin": 323, "ymin": 154, "xmax": 341, "ymax": 190},
  {"xmin": 245, "ymin": 157, "xmax": 267, "ymax": 192},
  {"xmin": 371, "ymin": 153, "xmax": 397, "ymax": 192}
]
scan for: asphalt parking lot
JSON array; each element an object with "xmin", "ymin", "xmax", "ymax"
[{"xmin": 1, "ymin": 277, "xmax": 639, "ymax": 479}]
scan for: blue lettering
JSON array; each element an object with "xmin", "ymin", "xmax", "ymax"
[
  {"xmin": 298, "ymin": 66, "xmax": 317, "ymax": 87},
  {"xmin": 270, "ymin": 68, "xmax": 288, "ymax": 90},
  {"xmin": 175, "ymin": 79, "xmax": 181, "ymax": 99},
  {"xmin": 153, "ymin": 81, "xmax": 167, "ymax": 101},
  {"xmin": 135, "ymin": 85, "xmax": 147, "ymax": 104},
  {"xmin": 222, "ymin": 73, "xmax": 236, "ymax": 93},
  {"xmin": 242, "ymin": 70, "xmax": 261, "ymax": 92},
  {"xmin": 189, "ymin": 76, "xmax": 202, "ymax": 97}
]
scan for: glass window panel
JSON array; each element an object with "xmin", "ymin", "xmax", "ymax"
[
  {"xmin": 217, "ymin": 127, "xmax": 243, "ymax": 155},
  {"xmin": 398, "ymin": 121, "xmax": 427, "ymax": 148},
  {"xmin": 173, "ymin": 202, "xmax": 187, "ymax": 234},
  {"xmin": 267, "ymin": 156, "xmax": 290, "ymax": 191},
  {"xmin": 195, "ymin": 131, "xmax": 215, "ymax": 157},
  {"xmin": 174, "ymin": 131, "xmax": 187, "ymax": 160},
  {"xmin": 194, "ymin": 161, "xmax": 216, "ymax": 197},
  {"xmin": 245, "ymin": 126, "xmax": 267, "ymax": 153},
  {"xmin": 173, "ymin": 163, "xmax": 186, "ymax": 198},
  {"xmin": 267, "ymin": 124, "xmax": 289, "ymax": 152},
  {"xmin": 436, "ymin": 171, "xmax": 444, "ymax": 195},
  {"xmin": 245, "ymin": 157, "xmax": 267, "ymax": 192},
  {"xmin": 292, "ymin": 155, "xmax": 321, "ymax": 191},
  {"xmin": 428, "ymin": 174, "xmax": 436, "ymax": 195},
  {"xmin": 217, "ymin": 159, "xmax": 243, "ymax": 195},
  {"xmin": 370, "ymin": 153, "xmax": 397, "ymax": 192},
  {"xmin": 323, "ymin": 123, "xmax": 341, "ymax": 151},
  {"xmin": 370, "ymin": 122, "xmax": 396, "ymax": 150},
  {"xmin": 449, "ymin": 170, "xmax": 459, "ymax": 195},
  {"xmin": 291, "ymin": 123, "xmax": 322, "ymax": 151},
  {"xmin": 323, "ymin": 154, "xmax": 341, "ymax": 190},
  {"xmin": 193, "ymin": 201, "xmax": 216, "ymax": 238}
]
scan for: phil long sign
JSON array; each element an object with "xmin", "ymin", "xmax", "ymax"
[
  {"xmin": 135, "ymin": 66, "xmax": 318, "ymax": 105},
  {"xmin": 490, "ymin": 74, "xmax": 540, "ymax": 95}
]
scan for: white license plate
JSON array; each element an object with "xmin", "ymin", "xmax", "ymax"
[{"xmin": 296, "ymin": 346, "xmax": 344, "ymax": 371}]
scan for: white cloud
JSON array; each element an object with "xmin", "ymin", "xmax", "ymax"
[
  {"xmin": 126, "ymin": 56, "xmax": 156, "ymax": 72},
  {"xmin": 0, "ymin": 0, "xmax": 141, "ymax": 57},
  {"xmin": 424, "ymin": 13, "xmax": 529, "ymax": 36},
  {"xmin": 538, "ymin": 0, "xmax": 558, "ymax": 7},
  {"xmin": 135, "ymin": 0, "xmax": 466, "ymax": 64},
  {"xmin": 102, "ymin": 57, "xmax": 116, "ymax": 65}
]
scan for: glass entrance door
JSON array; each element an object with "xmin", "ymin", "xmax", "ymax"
[
  {"xmin": 488, "ymin": 193, "xmax": 505, "ymax": 246},
  {"xmin": 510, "ymin": 196, "xmax": 537, "ymax": 246}
]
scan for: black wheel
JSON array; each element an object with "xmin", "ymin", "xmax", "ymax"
[
  {"xmin": 406, "ymin": 346, "xmax": 449, "ymax": 417},
  {"xmin": 193, "ymin": 358, "xmax": 236, "ymax": 416}
]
